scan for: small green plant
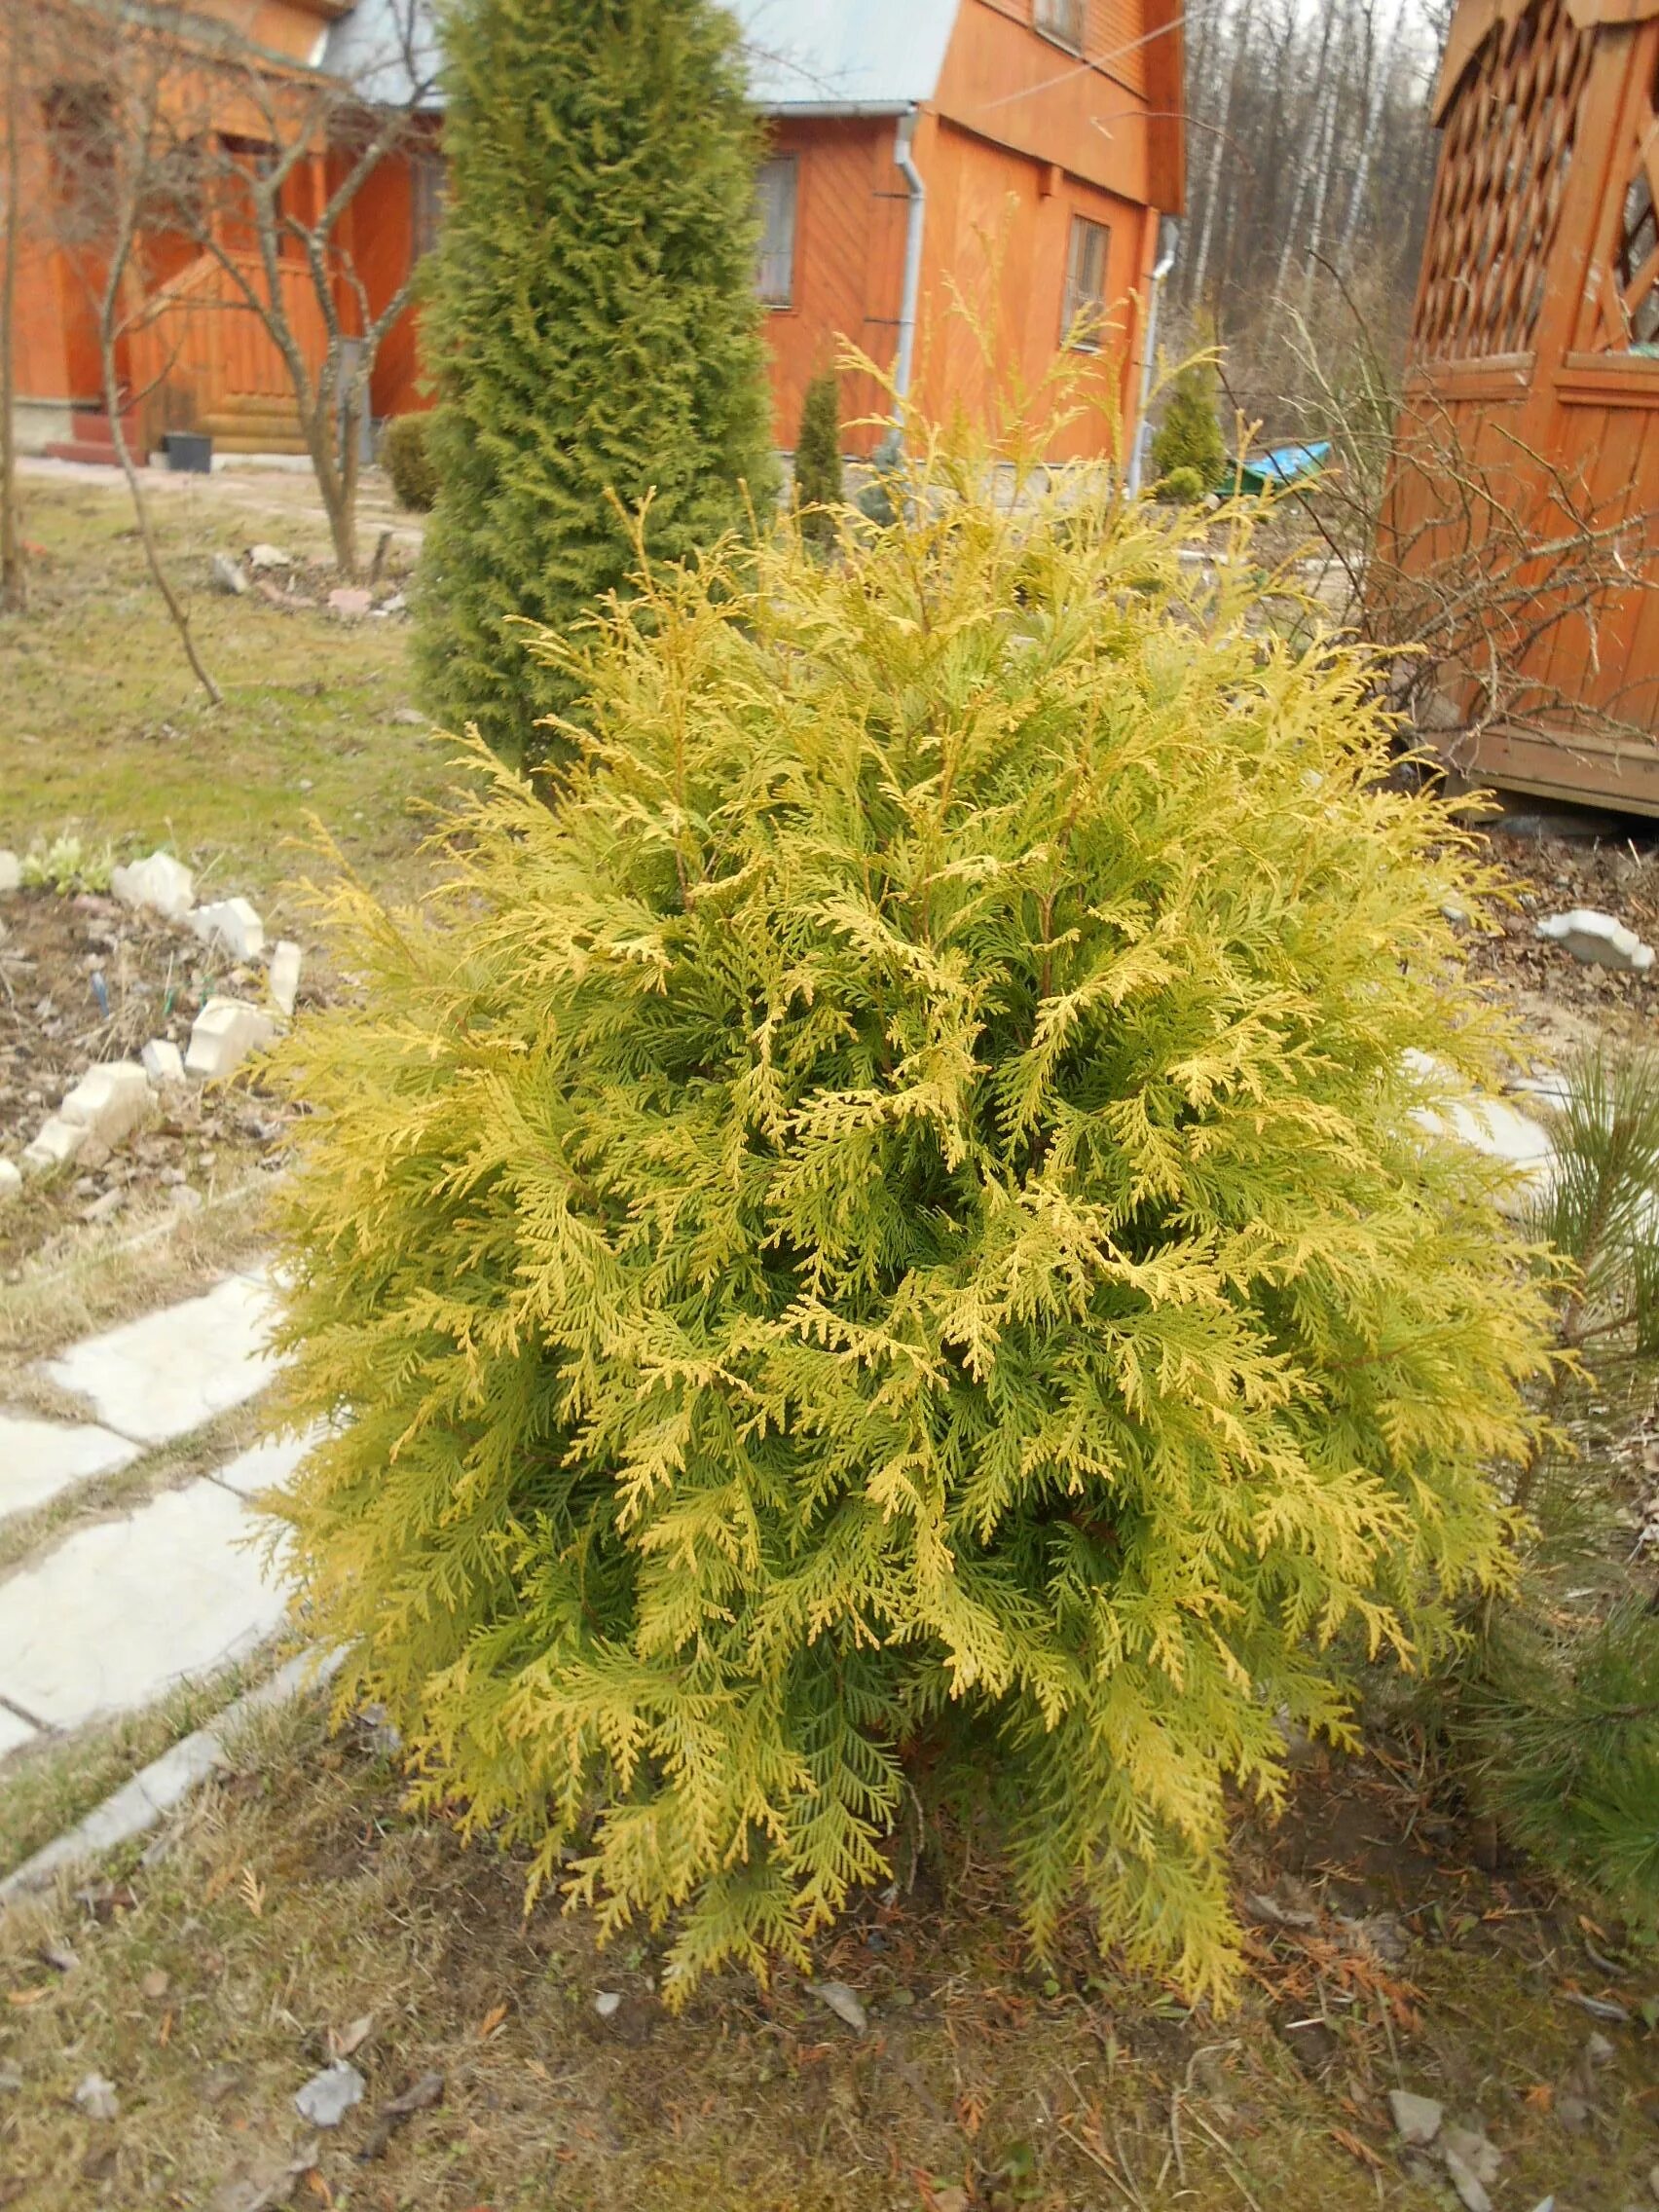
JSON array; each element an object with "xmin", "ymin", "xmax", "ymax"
[
  {"xmin": 1150, "ymin": 357, "xmax": 1227, "ymax": 495},
  {"xmin": 20, "ymin": 833, "xmax": 114, "ymax": 895},
  {"xmin": 271, "ymin": 418, "xmax": 1553, "ymax": 2007},
  {"xmin": 1156, "ymin": 463, "xmax": 1207, "ymax": 507},
  {"xmin": 1444, "ymin": 1049, "xmax": 1659, "ymax": 1925},
  {"xmin": 381, "ymin": 413, "xmax": 438, "ymax": 513},
  {"xmin": 793, "ymin": 371, "xmax": 843, "ymax": 546}
]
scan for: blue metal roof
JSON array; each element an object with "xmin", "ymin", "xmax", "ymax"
[
  {"xmin": 323, "ymin": 0, "xmax": 959, "ymax": 115},
  {"xmin": 727, "ymin": 0, "xmax": 958, "ymax": 113}
]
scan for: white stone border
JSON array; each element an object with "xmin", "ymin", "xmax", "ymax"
[{"xmin": 0, "ymin": 1644, "xmax": 345, "ymax": 1905}]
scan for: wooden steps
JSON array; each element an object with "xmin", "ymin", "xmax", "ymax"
[
  {"xmin": 43, "ymin": 409, "xmax": 146, "ymax": 468},
  {"xmin": 199, "ymin": 395, "xmax": 310, "ymax": 458}
]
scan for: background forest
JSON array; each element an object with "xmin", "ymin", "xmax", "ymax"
[{"xmin": 1174, "ymin": 0, "xmax": 1452, "ymax": 415}]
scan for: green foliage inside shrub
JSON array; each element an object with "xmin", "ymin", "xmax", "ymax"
[
  {"xmin": 413, "ymin": 0, "xmax": 776, "ymax": 769},
  {"xmin": 793, "ymin": 371, "xmax": 843, "ymax": 545},
  {"xmin": 381, "ymin": 412, "xmax": 437, "ymax": 513},
  {"xmin": 1150, "ymin": 358, "xmax": 1227, "ymax": 494},
  {"xmin": 1156, "ymin": 464, "xmax": 1206, "ymax": 507},
  {"xmin": 271, "ymin": 434, "xmax": 1552, "ymax": 2004}
]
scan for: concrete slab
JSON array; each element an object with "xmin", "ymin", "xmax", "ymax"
[
  {"xmin": 44, "ymin": 1272, "xmax": 283, "ymax": 1445},
  {"xmin": 0, "ymin": 1413, "xmax": 141, "ymax": 1525},
  {"xmin": 0, "ymin": 1704, "xmax": 39, "ymax": 1759},
  {"xmin": 0, "ymin": 1480, "xmax": 290, "ymax": 1729},
  {"xmin": 212, "ymin": 1424, "xmax": 323, "ymax": 1500}
]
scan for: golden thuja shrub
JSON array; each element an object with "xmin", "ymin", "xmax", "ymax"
[{"xmin": 268, "ymin": 432, "xmax": 1554, "ymax": 2002}]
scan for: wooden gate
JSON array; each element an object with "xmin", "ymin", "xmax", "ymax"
[{"xmin": 1386, "ymin": 0, "xmax": 1659, "ymax": 814}]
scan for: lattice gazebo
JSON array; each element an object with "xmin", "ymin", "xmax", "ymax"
[{"xmin": 1389, "ymin": 0, "xmax": 1659, "ymax": 813}]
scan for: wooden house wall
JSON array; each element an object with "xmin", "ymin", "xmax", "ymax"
[
  {"xmin": 910, "ymin": 115, "xmax": 1157, "ymax": 461},
  {"xmin": 758, "ymin": 115, "xmax": 910, "ymax": 460}
]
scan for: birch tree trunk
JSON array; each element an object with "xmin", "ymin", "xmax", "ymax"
[
  {"xmin": 1188, "ymin": 0, "xmax": 1240, "ymax": 310},
  {"xmin": 1271, "ymin": 5, "xmax": 1339, "ymax": 298}
]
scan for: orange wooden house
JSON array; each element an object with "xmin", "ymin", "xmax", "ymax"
[
  {"xmin": 1392, "ymin": 0, "xmax": 1659, "ymax": 814},
  {"xmin": 11, "ymin": 0, "xmax": 1185, "ymax": 471},
  {"xmin": 11, "ymin": 0, "xmax": 398, "ymax": 463},
  {"xmin": 729, "ymin": 0, "xmax": 1185, "ymax": 460}
]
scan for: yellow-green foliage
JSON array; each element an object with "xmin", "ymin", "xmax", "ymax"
[{"xmin": 269, "ymin": 432, "xmax": 1554, "ymax": 2005}]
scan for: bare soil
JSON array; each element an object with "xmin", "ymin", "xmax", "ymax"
[{"xmin": 1470, "ymin": 814, "xmax": 1659, "ymax": 1064}]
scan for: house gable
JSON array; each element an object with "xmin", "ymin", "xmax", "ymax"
[{"xmin": 933, "ymin": 0, "xmax": 1183, "ymax": 213}]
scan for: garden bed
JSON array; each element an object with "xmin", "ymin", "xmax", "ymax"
[{"xmin": 0, "ymin": 884, "xmax": 295, "ymax": 1275}]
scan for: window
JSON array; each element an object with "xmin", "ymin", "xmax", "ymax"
[
  {"xmin": 1061, "ymin": 215, "xmax": 1110, "ymax": 350},
  {"xmin": 1034, "ymin": 0, "xmax": 1086, "ymax": 53},
  {"xmin": 412, "ymin": 147, "xmax": 446, "ymax": 265},
  {"xmin": 756, "ymin": 156, "xmax": 798, "ymax": 310}
]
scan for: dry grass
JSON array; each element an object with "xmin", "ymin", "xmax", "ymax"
[
  {"xmin": 1, "ymin": 464, "xmax": 456, "ymax": 915},
  {"xmin": 0, "ymin": 1659, "xmax": 261, "ymax": 1884},
  {"xmin": 0, "ymin": 1175, "xmax": 271, "ymax": 1370},
  {"xmin": 0, "ymin": 1698, "xmax": 1655, "ymax": 2212}
]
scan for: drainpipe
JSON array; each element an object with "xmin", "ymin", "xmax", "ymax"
[
  {"xmin": 1128, "ymin": 215, "xmax": 1180, "ymax": 498},
  {"xmin": 893, "ymin": 108, "xmax": 927, "ymax": 412}
]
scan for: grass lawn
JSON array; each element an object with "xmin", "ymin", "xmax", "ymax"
[
  {"xmin": 1, "ymin": 462, "xmax": 458, "ymax": 915},
  {"xmin": 1, "ymin": 1692, "xmax": 1656, "ymax": 2211}
]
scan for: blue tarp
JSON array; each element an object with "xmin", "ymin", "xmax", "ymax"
[{"xmin": 1232, "ymin": 441, "xmax": 1333, "ymax": 496}]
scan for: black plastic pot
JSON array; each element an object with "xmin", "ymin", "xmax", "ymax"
[{"xmin": 164, "ymin": 432, "xmax": 213, "ymax": 474}]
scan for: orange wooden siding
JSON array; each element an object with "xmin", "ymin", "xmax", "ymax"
[
  {"xmin": 760, "ymin": 117, "xmax": 908, "ymax": 456},
  {"xmin": 353, "ymin": 143, "xmax": 426, "ymax": 418},
  {"xmin": 909, "ymin": 117, "xmax": 1155, "ymax": 462}
]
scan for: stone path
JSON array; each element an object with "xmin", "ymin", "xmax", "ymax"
[
  {"xmin": 45, "ymin": 1270, "xmax": 282, "ymax": 1445},
  {"xmin": 0, "ymin": 1266, "xmax": 305, "ymax": 1763}
]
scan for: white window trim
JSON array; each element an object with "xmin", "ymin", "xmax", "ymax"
[
  {"xmin": 1061, "ymin": 213, "xmax": 1111, "ymax": 353},
  {"xmin": 756, "ymin": 154, "xmax": 799, "ymax": 313}
]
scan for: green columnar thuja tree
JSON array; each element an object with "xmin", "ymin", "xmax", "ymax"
[
  {"xmin": 793, "ymin": 369, "xmax": 843, "ymax": 546},
  {"xmin": 271, "ymin": 432, "xmax": 1554, "ymax": 2002},
  {"xmin": 415, "ymin": 0, "xmax": 776, "ymax": 769},
  {"xmin": 1150, "ymin": 354, "xmax": 1227, "ymax": 495}
]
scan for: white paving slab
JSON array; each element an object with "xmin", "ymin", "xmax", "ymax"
[
  {"xmin": 0, "ymin": 1412, "xmax": 141, "ymax": 1524},
  {"xmin": 45, "ymin": 1272, "xmax": 283, "ymax": 1445},
  {"xmin": 0, "ymin": 1480, "xmax": 290, "ymax": 1730},
  {"xmin": 0, "ymin": 1704, "xmax": 39, "ymax": 1758},
  {"xmin": 212, "ymin": 1424, "xmax": 323, "ymax": 1500}
]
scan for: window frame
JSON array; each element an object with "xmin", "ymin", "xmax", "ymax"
[
  {"xmin": 1034, "ymin": 0, "xmax": 1087, "ymax": 55},
  {"xmin": 1060, "ymin": 212, "xmax": 1111, "ymax": 352},
  {"xmin": 756, "ymin": 153, "xmax": 799, "ymax": 313},
  {"xmin": 411, "ymin": 144, "xmax": 445, "ymax": 266}
]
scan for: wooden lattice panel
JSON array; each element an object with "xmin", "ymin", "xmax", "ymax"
[
  {"xmin": 1414, "ymin": 0, "xmax": 1593, "ymax": 362},
  {"xmin": 1587, "ymin": 35, "xmax": 1659, "ymax": 346}
]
